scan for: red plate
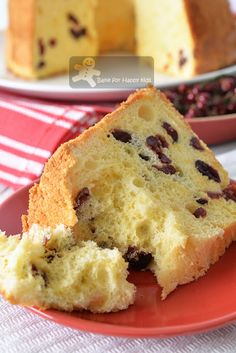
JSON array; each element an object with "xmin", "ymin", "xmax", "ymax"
[{"xmin": 0, "ymin": 183, "xmax": 235, "ymax": 338}]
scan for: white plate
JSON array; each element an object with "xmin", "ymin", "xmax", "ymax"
[{"xmin": 1, "ymin": 31, "xmax": 236, "ymax": 101}]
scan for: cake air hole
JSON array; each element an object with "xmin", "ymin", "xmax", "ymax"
[
  {"xmin": 84, "ymin": 160, "xmax": 97, "ymax": 169},
  {"xmin": 138, "ymin": 105, "xmax": 155, "ymax": 121},
  {"xmin": 133, "ymin": 178, "xmax": 145, "ymax": 188},
  {"xmin": 136, "ymin": 221, "xmax": 151, "ymax": 238}
]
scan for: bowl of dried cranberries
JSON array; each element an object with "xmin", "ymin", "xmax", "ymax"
[{"xmin": 162, "ymin": 76, "xmax": 236, "ymax": 145}]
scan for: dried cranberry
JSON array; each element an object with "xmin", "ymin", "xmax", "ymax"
[
  {"xmin": 146, "ymin": 134, "xmax": 168, "ymax": 156},
  {"xmin": 49, "ymin": 38, "xmax": 57, "ymax": 47},
  {"xmin": 204, "ymin": 81, "xmax": 221, "ymax": 93},
  {"xmin": 42, "ymin": 272, "xmax": 48, "ymax": 286},
  {"xmin": 196, "ymin": 198, "xmax": 208, "ymax": 205},
  {"xmin": 162, "ymin": 122, "xmax": 178, "ymax": 142},
  {"xmin": 207, "ymin": 191, "xmax": 222, "ymax": 199},
  {"xmin": 37, "ymin": 61, "xmax": 46, "ymax": 69},
  {"xmin": 185, "ymin": 107, "xmax": 201, "ymax": 119},
  {"xmin": 67, "ymin": 13, "xmax": 79, "ymax": 24},
  {"xmin": 163, "ymin": 75, "xmax": 236, "ymax": 118},
  {"xmin": 153, "ymin": 164, "xmax": 176, "ymax": 175},
  {"xmin": 158, "ymin": 153, "xmax": 171, "ymax": 164},
  {"xmin": 32, "ymin": 265, "xmax": 48, "ymax": 286},
  {"xmin": 111, "ymin": 129, "xmax": 132, "ymax": 143},
  {"xmin": 70, "ymin": 27, "xmax": 87, "ymax": 39},
  {"xmin": 146, "ymin": 135, "xmax": 161, "ymax": 152},
  {"xmin": 157, "ymin": 134, "xmax": 169, "ymax": 148},
  {"xmin": 190, "ymin": 137, "xmax": 204, "ymax": 151},
  {"xmin": 46, "ymin": 254, "xmax": 55, "ymax": 263},
  {"xmin": 192, "ymin": 85, "xmax": 201, "ymax": 96},
  {"xmin": 139, "ymin": 154, "xmax": 150, "ymax": 161},
  {"xmin": 193, "ymin": 207, "xmax": 207, "ymax": 218},
  {"xmin": 90, "ymin": 226, "xmax": 96, "ymax": 234},
  {"xmin": 178, "ymin": 49, "xmax": 188, "ymax": 68},
  {"xmin": 38, "ymin": 38, "xmax": 45, "ymax": 56},
  {"xmin": 195, "ymin": 160, "xmax": 221, "ymax": 183},
  {"xmin": 124, "ymin": 246, "xmax": 153, "ymax": 271},
  {"xmin": 178, "ymin": 83, "xmax": 187, "ymax": 94},
  {"xmin": 220, "ymin": 77, "xmax": 235, "ymax": 92},
  {"xmin": 223, "ymin": 185, "xmax": 236, "ymax": 202},
  {"xmin": 31, "ymin": 264, "xmax": 38, "ymax": 275},
  {"xmin": 187, "ymin": 92, "xmax": 195, "ymax": 102},
  {"xmin": 226, "ymin": 102, "xmax": 236, "ymax": 113},
  {"xmin": 75, "ymin": 187, "xmax": 90, "ymax": 209}
]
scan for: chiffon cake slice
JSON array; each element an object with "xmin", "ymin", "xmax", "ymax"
[{"xmin": 22, "ymin": 87, "xmax": 236, "ymax": 299}]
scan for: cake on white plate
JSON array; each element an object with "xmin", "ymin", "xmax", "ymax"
[{"xmin": 7, "ymin": 0, "xmax": 236, "ymax": 79}]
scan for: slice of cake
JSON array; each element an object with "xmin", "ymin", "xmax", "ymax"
[
  {"xmin": 22, "ymin": 87, "xmax": 236, "ymax": 299},
  {"xmin": 7, "ymin": 0, "xmax": 98, "ymax": 79},
  {"xmin": 135, "ymin": 0, "xmax": 236, "ymax": 77},
  {"xmin": 0, "ymin": 224, "xmax": 135, "ymax": 312}
]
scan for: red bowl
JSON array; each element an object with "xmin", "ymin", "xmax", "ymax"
[{"xmin": 187, "ymin": 114, "xmax": 236, "ymax": 145}]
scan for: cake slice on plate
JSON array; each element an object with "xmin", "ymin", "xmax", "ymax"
[{"xmin": 21, "ymin": 87, "xmax": 236, "ymax": 301}]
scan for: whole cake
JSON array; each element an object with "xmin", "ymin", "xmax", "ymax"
[
  {"xmin": 7, "ymin": 0, "xmax": 236, "ymax": 79},
  {"xmin": 20, "ymin": 87, "xmax": 236, "ymax": 303}
]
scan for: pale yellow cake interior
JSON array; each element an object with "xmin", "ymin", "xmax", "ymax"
[
  {"xmin": 0, "ymin": 224, "xmax": 135, "ymax": 312},
  {"xmin": 33, "ymin": 0, "xmax": 98, "ymax": 79},
  {"xmin": 135, "ymin": 0, "xmax": 195, "ymax": 77}
]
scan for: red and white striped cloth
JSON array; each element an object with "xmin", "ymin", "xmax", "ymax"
[{"xmin": 0, "ymin": 90, "xmax": 113, "ymax": 189}]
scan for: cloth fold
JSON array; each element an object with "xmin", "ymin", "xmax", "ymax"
[{"xmin": 0, "ymin": 90, "xmax": 113, "ymax": 189}]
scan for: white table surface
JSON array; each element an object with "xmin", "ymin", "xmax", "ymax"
[{"xmin": 0, "ymin": 141, "xmax": 235, "ymax": 353}]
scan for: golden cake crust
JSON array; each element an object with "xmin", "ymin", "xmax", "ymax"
[
  {"xmin": 159, "ymin": 221, "xmax": 236, "ymax": 298},
  {"xmin": 184, "ymin": 0, "xmax": 236, "ymax": 74},
  {"xmin": 7, "ymin": 0, "xmax": 35, "ymax": 79}
]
